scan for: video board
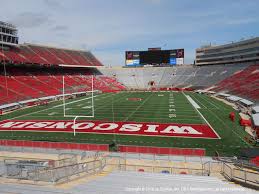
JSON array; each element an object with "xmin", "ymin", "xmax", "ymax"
[{"xmin": 125, "ymin": 49, "xmax": 184, "ymax": 66}]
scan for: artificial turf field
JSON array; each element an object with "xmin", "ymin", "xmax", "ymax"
[{"xmin": 0, "ymin": 91, "xmax": 253, "ymax": 156}]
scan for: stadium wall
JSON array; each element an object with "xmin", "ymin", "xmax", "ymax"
[
  {"xmin": 0, "ymin": 139, "xmax": 109, "ymax": 151},
  {"xmin": 118, "ymin": 145, "xmax": 206, "ymax": 156}
]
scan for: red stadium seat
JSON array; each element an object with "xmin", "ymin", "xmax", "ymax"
[
  {"xmin": 212, "ymin": 64, "xmax": 259, "ymax": 100},
  {"xmin": 0, "ymin": 66, "xmax": 126, "ymax": 105}
]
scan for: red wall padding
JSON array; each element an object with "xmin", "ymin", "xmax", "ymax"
[
  {"xmin": 0, "ymin": 140, "xmax": 109, "ymax": 151},
  {"xmin": 118, "ymin": 145, "xmax": 205, "ymax": 156}
]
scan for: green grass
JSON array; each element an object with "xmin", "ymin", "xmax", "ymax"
[{"xmin": 0, "ymin": 91, "xmax": 253, "ymax": 156}]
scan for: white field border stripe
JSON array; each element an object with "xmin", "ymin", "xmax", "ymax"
[
  {"xmin": 183, "ymin": 92, "xmax": 221, "ymax": 139},
  {"xmin": 185, "ymin": 95, "xmax": 201, "ymax": 109},
  {"xmin": 191, "ymin": 94, "xmax": 208, "ymax": 109},
  {"xmin": 0, "ymin": 93, "xmax": 112, "ymax": 122}
]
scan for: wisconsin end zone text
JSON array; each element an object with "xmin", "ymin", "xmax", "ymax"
[{"xmin": 0, "ymin": 120, "xmax": 219, "ymax": 139}]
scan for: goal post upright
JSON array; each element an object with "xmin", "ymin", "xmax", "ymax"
[
  {"xmin": 62, "ymin": 74, "xmax": 95, "ymax": 136},
  {"xmin": 62, "ymin": 75, "xmax": 66, "ymax": 117},
  {"xmin": 73, "ymin": 116, "xmax": 79, "ymax": 136},
  {"xmin": 91, "ymin": 75, "xmax": 95, "ymax": 117}
]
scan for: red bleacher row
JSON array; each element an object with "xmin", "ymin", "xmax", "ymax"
[
  {"xmin": 0, "ymin": 67, "xmax": 126, "ymax": 105},
  {"xmin": 0, "ymin": 44, "xmax": 102, "ymax": 67},
  {"xmin": 211, "ymin": 64, "xmax": 259, "ymax": 100},
  {"xmin": 118, "ymin": 145, "xmax": 206, "ymax": 156}
]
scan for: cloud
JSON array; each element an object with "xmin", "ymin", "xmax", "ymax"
[{"xmin": 10, "ymin": 12, "xmax": 50, "ymax": 28}]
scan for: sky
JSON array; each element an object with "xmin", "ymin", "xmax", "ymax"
[{"xmin": 0, "ymin": 0, "xmax": 258, "ymax": 66}]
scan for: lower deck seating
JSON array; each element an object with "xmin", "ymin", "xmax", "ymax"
[
  {"xmin": 1, "ymin": 63, "xmax": 258, "ymax": 105},
  {"xmin": 211, "ymin": 64, "xmax": 259, "ymax": 100},
  {"xmin": 0, "ymin": 66, "xmax": 126, "ymax": 105},
  {"xmin": 99, "ymin": 64, "xmax": 259, "ymax": 101},
  {"xmin": 99, "ymin": 64, "xmax": 248, "ymax": 90}
]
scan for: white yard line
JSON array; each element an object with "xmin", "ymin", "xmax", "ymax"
[
  {"xmin": 48, "ymin": 112, "xmax": 57, "ymax": 116},
  {"xmin": 82, "ymin": 106, "xmax": 92, "ymax": 109},
  {"xmin": 190, "ymin": 95, "xmax": 207, "ymax": 109},
  {"xmin": 63, "ymin": 92, "xmax": 132, "ymax": 118},
  {"xmin": 0, "ymin": 93, "xmax": 112, "ymax": 121},
  {"xmin": 20, "ymin": 115, "xmax": 201, "ymax": 121},
  {"xmin": 205, "ymin": 107, "xmax": 251, "ymax": 147},
  {"xmin": 198, "ymin": 94, "xmax": 219, "ymax": 109},
  {"xmin": 123, "ymin": 93, "xmax": 153, "ymax": 122},
  {"xmin": 183, "ymin": 92, "xmax": 221, "ymax": 139}
]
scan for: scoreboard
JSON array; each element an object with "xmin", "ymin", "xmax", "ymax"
[{"xmin": 125, "ymin": 49, "xmax": 184, "ymax": 66}]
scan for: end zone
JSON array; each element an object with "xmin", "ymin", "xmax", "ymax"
[{"xmin": 0, "ymin": 120, "xmax": 220, "ymax": 139}]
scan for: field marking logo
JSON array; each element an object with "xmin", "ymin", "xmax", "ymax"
[{"xmin": 0, "ymin": 120, "xmax": 220, "ymax": 139}]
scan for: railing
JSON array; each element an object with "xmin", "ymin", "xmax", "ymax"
[
  {"xmin": 0, "ymin": 143, "xmax": 258, "ymax": 189},
  {"xmin": 222, "ymin": 163, "xmax": 259, "ymax": 189},
  {"xmin": 222, "ymin": 163, "xmax": 232, "ymax": 179},
  {"xmin": 107, "ymin": 163, "xmax": 206, "ymax": 176},
  {"xmin": 3, "ymin": 157, "xmax": 106, "ymax": 184}
]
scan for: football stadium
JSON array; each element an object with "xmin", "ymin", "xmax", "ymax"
[{"xmin": 0, "ymin": 1, "xmax": 259, "ymax": 193}]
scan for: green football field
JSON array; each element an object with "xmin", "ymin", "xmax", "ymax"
[{"xmin": 0, "ymin": 91, "xmax": 253, "ymax": 156}]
